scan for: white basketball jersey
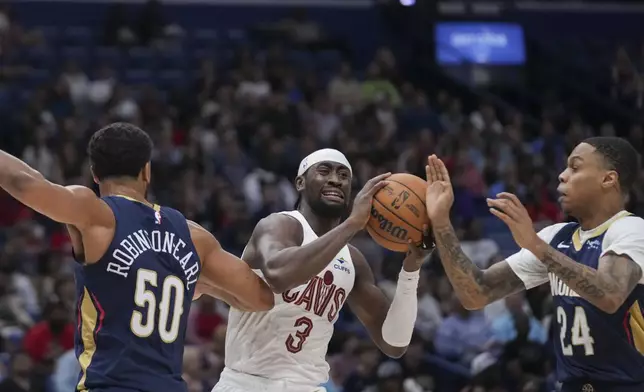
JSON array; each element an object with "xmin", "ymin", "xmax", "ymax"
[{"xmin": 223, "ymin": 210, "xmax": 355, "ymax": 386}]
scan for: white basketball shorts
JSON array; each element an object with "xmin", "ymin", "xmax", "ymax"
[{"xmin": 213, "ymin": 368, "xmax": 326, "ymax": 392}]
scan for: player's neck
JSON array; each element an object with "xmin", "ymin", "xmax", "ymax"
[
  {"xmin": 99, "ymin": 180, "xmax": 148, "ymax": 204},
  {"xmin": 298, "ymin": 204, "xmax": 340, "ymax": 235},
  {"xmin": 576, "ymin": 197, "xmax": 625, "ymax": 231}
]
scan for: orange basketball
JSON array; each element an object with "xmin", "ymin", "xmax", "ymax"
[{"xmin": 366, "ymin": 173, "xmax": 430, "ymax": 252}]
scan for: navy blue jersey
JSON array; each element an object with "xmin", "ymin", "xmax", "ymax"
[
  {"xmin": 549, "ymin": 218, "xmax": 644, "ymax": 385},
  {"xmin": 74, "ymin": 196, "xmax": 201, "ymax": 392}
]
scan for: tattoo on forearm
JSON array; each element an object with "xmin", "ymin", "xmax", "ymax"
[
  {"xmin": 433, "ymin": 225, "xmax": 523, "ymax": 306},
  {"xmin": 541, "ymin": 247, "xmax": 641, "ymax": 304}
]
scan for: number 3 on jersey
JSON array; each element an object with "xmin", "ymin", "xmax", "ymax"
[
  {"xmin": 130, "ymin": 269, "xmax": 185, "ymax": 343},
  {"xmin": 285, "ymin": 317, "xmax": 313, "ymax": 353},
  {"xmin": 557, "ymin": 306, "xmax": 595, "ymax": 356}
]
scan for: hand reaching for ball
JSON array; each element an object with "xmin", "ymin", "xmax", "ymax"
[
  {"xmin": 425, "ymin": 155, "xmax": 454, "ymax": 226},
  {"xmin": 347, "ymin": 172, "xmax": 391, "ymax": 229},
  {"xmin": 402, "ymin": 224, "xmax": 434, "ymax": 272}
]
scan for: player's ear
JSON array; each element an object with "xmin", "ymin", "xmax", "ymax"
[
  {"xmin": 90, "ymin": 165, "xmax": 99, "ymax": 185},
  {"xmin": 295, "ymin": 176, "xmax": 305, "ymax": 192},
  {"xmin": 602, "ymin": 170, "xmax": 619, "ymax": 190},
  {"xmin": 142, "ymin": 162, "xmax": 152, "ymax": 183}
]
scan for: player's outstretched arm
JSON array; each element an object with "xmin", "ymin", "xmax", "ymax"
[
  {"xmin": 432, "ymin": 223, "xmax": 526, "ymax": 309},
  {"xmin": 250, "ymin": 213, "xmax": 363, "ymax": 293},
  {"xmin": 346, "ymin": 244, "xmax": 430, "ymax": 359},
  {"xmin": 188, "ymin": 221, "xmax": 274, "ymax": 311},
  {"xmin": 527, "ymin": 216, "xmax": 644, "ymax": 314},
  {"xmin": 425, "ymin": 155, "xmax": 525, "ymax": 309},
  {"xmin": 0, "ymin": 149, "xmax": 112, "ymax": 227},
  {"xmin": 487, "ymin": 193, "xmax": 644, "ymax": 313}
]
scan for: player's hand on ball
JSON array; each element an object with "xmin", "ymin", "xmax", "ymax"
[
  {"xmin": 348, "ymin": 172, "xmax": 391, "ymax": 229},
  {"xmin": 402, "ymin": 224, "xmax": 434, "ymax": 272},
  {"xmin": 425, "ymin": 155, "xmax": 454, "ymax": 225},
  {"xmin": 486, "ymin": 192, "xmax": 540, "ymax": 252}
]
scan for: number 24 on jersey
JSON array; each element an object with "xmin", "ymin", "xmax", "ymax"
[{"xmin": 557, "ymin": 306, "xmax": 595, "ymax": 356}]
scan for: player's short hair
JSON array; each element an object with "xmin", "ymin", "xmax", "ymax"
[
  {"xmin": 88, "ymin": 122, "xmax": 153, "ymax": 181},
  {"xmin": 584, "ymin": 136, "xmax": 640, "ymax": 193}
]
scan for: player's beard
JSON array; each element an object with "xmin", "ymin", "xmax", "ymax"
[{"xmin": 309, "ymin": 197, "xmax": 347, "ymax": 219}]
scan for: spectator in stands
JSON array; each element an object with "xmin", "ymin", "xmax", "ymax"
[
  {"xmin": 440, "ymin": 98, "xmax": 465, "ymax": 134},
  {"xmin": 398, "ymin": 336, "xmax": 435, "ymax": 391},
  {"xmin": 52, "ymin": 348, "xmax": 79, "ymax": 392},
  {"xmin": 61, "ymin": 61, "xmax": 89, "ymax": 104},
  {"xmin": 611, "ymin": 46, "xmax": 643, "ymax": 110},
  {"xmin": 362, "ymin": 63, "xmax": 401, "ymax": 107},
  {"xmin": 434, "ymin": 294, "xmax": 493, "ymax": 367},
  {"xmin": 460, "ymin": 219, "xmax": 499, "ymax": 270},
  {"xmin": 491, "ymin": 293, "xmax": 547, "ymax": 347},
  {"xmin": 470, "ymin": 102, "xmax": 502, "ymax": 134},
  {"xmin": 328, "ymin": 62, "xmax": 363, "ymax": 113},
  {"xmin": 0, "ymin": 351, "xmax": 33, "ymax": 392},
  {"xmin": 22, "ymin": 301, "xmax": 73, "ymax": 365},
  {"xmin": 0, "ymin": 268, "xmax": 33, "ymax": 334},
  {"xmin": 414, "ymin": 270, "xmax": 443, "ymax": 341},
  {"xmin": 21, "ymin": 128, "xmax": 58, "ymax": 182},
  {"xmin": 103, "ymin": 3, "xmax": 136, "ymax": 46},
  {"xmin": 343, "ymin": 342, "xmax": 381, "ymax": 392}
]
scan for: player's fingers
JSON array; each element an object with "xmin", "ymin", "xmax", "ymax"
[
  {"xmin": 428, "ymin": 156, "xmax": 439, "ymax": 182},
  {"xmin": 425, "ymin": 164, "xmax": 433, "ymax": 184},
  {"xmin": 497, "ymin": 192, "xmax": 521, "ymax": 207},
  {"xmin": 407, "ymin": 239, "xmax": 421, "ymax": 256},
  {"xmin": 492, "ymin": 195, "xmax": 522, "ymax": 217},
  {"xmin": 489, "ymin": 207, "xmax": 513, "ymax": 225},
  {"xmin": 436, "ymin": 158, "xmax": 451, "ymax": 183},
  {"xmin": 367, "ymin": 180, "xmax": 389, "ymax": 197},
  {"xmin": 486, "ymin": 198, "xmax": 517, "ymax": 219},
  {"xmin": 365, "ymin": 172, "xmax": 391, "ymax": 188}
]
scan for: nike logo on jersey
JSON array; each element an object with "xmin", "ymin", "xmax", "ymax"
[{"xmin": 557, "ymin": 241, "xmax": 570, "ymax": 249}]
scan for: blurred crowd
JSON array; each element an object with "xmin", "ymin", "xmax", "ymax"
[{"xmin": 0, "ymin": 2, "xmax": 643, "ymax": 392}]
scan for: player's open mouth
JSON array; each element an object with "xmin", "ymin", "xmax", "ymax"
[{"xmin": 321, "ymin": 189, "xmax": 344, "ymax": 203}]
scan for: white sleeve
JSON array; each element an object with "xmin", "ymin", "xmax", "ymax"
[
  {"xmin": 601, "ymin": 216, "xmax": 644, "ymax": 284},
  {"xmin": 505, "ymin": 223, "xmax": 569, "ymax": 289}
]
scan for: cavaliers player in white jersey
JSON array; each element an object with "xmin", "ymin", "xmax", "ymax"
[
  {"xmin": 424, "ymin": 137, "xmax": 644, "ymax": 391},
  {"xmin": 213, "ymin": 149, "xmax": 433, "ymax": 392}
]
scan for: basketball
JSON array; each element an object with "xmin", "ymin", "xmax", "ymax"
[{"xmin": 366, "ymin": 173, "xmax": 429, "ymax": 252}]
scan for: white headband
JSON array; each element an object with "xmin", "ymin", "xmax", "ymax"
[{"xmin": 297, "ymin": 148, "xmax": 352, "ymax": 177}]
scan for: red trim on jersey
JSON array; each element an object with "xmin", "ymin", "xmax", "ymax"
[
  {"xmin": 77, "ymin": 292, "xmax": 83, "ymax": 333},
  {"xmin": 89, "ymin": 292, "xmax": 106, "ymax": 335},
  {"xmin": 623, "ymin": 309, "xmax": 634, "ymax": 345}
]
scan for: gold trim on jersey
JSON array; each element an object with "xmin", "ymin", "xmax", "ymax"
[
  {"xmin": 628, "ymin": 301, "xmax": 644, "ymax": 354},
  {"xmin": 571, "ymin": 211, "xmax": 632, "ymax": 251},
  {"xmin": 113, "ymin": 195, "xmax": 160, "ymax": 211},
  {"xmin": 77, "ymin": 287, "xmax": 99, "ymax": 391}
]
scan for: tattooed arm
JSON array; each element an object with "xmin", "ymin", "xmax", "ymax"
[
  {"xmin": 432, "ymin": 223, "xmax": 526, "ymax": 310},
  {"xmin": 530, "ymin": 216, "xmax": 644, "ymax": 314},
  {"xmin": 531, "ymin": 243, "xmax": 641, "ymax": 313}
]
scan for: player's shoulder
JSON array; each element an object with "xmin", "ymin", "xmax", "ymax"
[
  {"xmin": 186, "ymin": 220, "xmax": 219, "ymax": 256},
  {"xmin": 255, "ymin": 211, "xmax": 303, "ymax": 235},
  {"xmin": 66, "ymin": 184, "xmax": 99, "ymax": 197},
  {"xmin": 536, "ymin": 222, "xmax": 573, "ymax": 242},
  {"xmin": 605, "ymin": 214, "xmax": 644, "ymax": 239},
  {"xmin": 65, "ymin": 185, "xmax": 114, "ymax": 227}
]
